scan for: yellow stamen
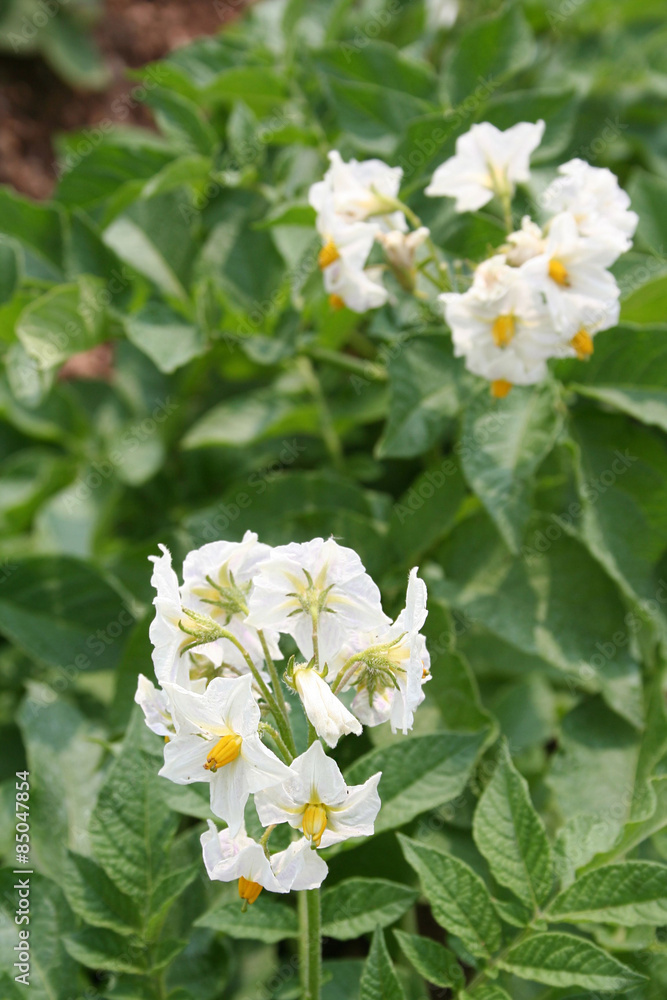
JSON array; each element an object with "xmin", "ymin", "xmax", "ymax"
[
  {"xmin": 571, "ymin": 329, "xmax": 594, "ymax": 360},
  {"xmin": 491, "ymin": 379, "xmax": 513, "ymax": 399},
  {"xmin": 204, "ymin": 733, "xmax": 242, "ymax": 772},
  {"xmin": 238, "ymin": 877, "xmax": 263, "ymax": 904},
  {"xmin": 328, "ymin": 293, "xmax": 345, "ymax": 311},
  {"xmin": 318, "ymin": 239, "xmax": 340, "ymax": 270},
  {"xmin": 491, "ymin": 313, "xmax": 516, "ymax": 348},
  {"xmin": 548, "ymin": 258, "xmax": 569, "ymax": 287},
  {"xmin": 302, "ymin": 803, "xmax": 328, "ymax": 847}
]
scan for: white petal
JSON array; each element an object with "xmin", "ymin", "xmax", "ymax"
[
  {"xmin": 322, "ymin": 772, "xmax": 382, "ymax": 847},
  {"xmin": 209, "ymin": 757, "xmax": 249, "ymax": 835},
  {"xmin": 273, "ymin": 837, "xmax": 328, "ymax": 891},
  {"xmin": 159, "ymin": 733, "xmax": 211, "ymax": 784},
  {"xmin": 240, "ymin": 734, "xmax": 292, "ymax": 792},
  {"xmin": 294, "ymin": 668, "xmax": 362, "ymax": 748}
]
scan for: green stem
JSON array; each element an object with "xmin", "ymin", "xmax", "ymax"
[
  {"xmin": 257, "ymin": 629, "xmax": 297, "ymax": 756},
  {"xmin": 330, "ymin": 653, "xmax": 364, "ymax": 693},
  {"xmin": 259, "ymin": 723, "xmax": 293, "ymax": 763},
  {"xmin": 298, "ymin": 357, "xmax": 344, "ymax": 471},
  {"xmin": 305, "ymin": 888, "xmax": 321, "ymax": 1000},
  {"xmin": 298, "ymin": 889, "xmax": 310, "ymax": 998}
]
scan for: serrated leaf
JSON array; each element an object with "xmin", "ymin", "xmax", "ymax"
[
  {"xmin": 460, "ymin": 382, "xmax": 564, "ymax": 553},
  {"xmin": 195, "ymin": 894, "xmax": 298, "ymax": 943},
  {"xmin": 550, "ymin": 861, "xmax": 667, "ymax": 926},
  {"xmin": 62, "ymin": 852, "xmax": 142, "ymax": 936},
  {"xmin": 498, "ymin": 931, "xmax": 645, "ymax": 990},
  {"xmin": 393, "ymin": 930, "xmax": 464, "ymax": 989},
  {"xmin": 321, "ymin": 879, "xmax": 418, "ymax": 940},
  {"xmin": 473, "ymin": 741, "xmax": 553, "ymax": 911},
  {"xmin": 399, "ymin": 836, "xmax": 502, "ymax": 959},
  {"xmin": 360, "ymin": 928, "xmax": 406, "ymax": 1000},
  {"xmin": 346, "ymin": 729, "xmax": 489, "ymax": 834}
]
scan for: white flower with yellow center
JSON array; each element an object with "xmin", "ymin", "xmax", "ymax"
[
  {"xmin": 201, "ymin": 821, "xmax": 327, "ymax": 904},
  {"xmin": 292, "ymin": 664, "xmax": 362, "ymax": 748},
  {"xmin": 317, "ymin": 222, "xmax": 388, "ymax": 314},
  {"xmin": 520, "ymin": 211, "xmax": 621, "ymax": 345},
  {"xmin": 541, "ymin": 158, "xmax": 638, "ymax": 257},
  {"xmin": 159, "ymin": 674, "xmax": 291, "ymax": 834},
  {"xmin": 246, "ymin": 537, "xmax": 390, "ymax": 663},
  {"xmin": 255, "ymin": 741, "xmax": 381, "ymax": 849},
  {"xmin": 309, "ymin": 150, "xmax": 406, "ymax": 234},
  {"xmin": 332, "ymin": 568, "xmax": 430, "ymax": 734},
  {"xmin": 426, "ymin": 120, "xmax": 545, "ymax": 212},
  {"xmin": 441, "ymin": 255, "xmax": 560, "ymax": 396},
  {"xmin": 180, "ymin": 531, "xmax": 281, "ymax": 677}
]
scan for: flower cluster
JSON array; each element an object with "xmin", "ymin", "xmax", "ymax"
[
  {"xmin": 137, "ymin": 533, "xmax": 429, "ymax": 905},
  {"xmin": 309, "ymin": 122, "xmax": 637, "ymax": 399}
]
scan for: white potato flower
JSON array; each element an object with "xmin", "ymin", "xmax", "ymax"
[
  {"xmin": 135, "ymin": 674, "xmax": 176, "ymax": 737},
  {"xmin": 309, "ymin": 150, "xmax": 406, "ymax": 234},
  {"xmin": 159, "ymin": 674, "xmax": 291, "ymax": 835},
  {"xmin": 505, "ymin": 216, "xmax": 545, "ymax": 266},
  {"xmin": 201, "ymin": 821, "xmax": 327, "ymax": 902},
  {"xmin": 426, "ymin": 120, "xmax": 545, "ymax": 212},
  {"xmin": 520, "ymin": 211, "xmax": 621, "ymax": 343},
  {"xmin": 333, "ymin": 568, "xmax": 431, "ymax": 734},
  {"xmin": 149, "ymin": 544, "xmax": 213, "ymax": 687},
  {"xmin": 441, "ymin": 255, "xmax": 561, "ymax": 395},
  {"xmin": 255, "ymin": 740, "xmax": 381, "ymax": 849},
  {"xmin": 376, "ymin": 226, "xmax": 430, "ymax": 274},
  {"xmin": 180, "ymin": 531, "xmax": 281, "ymax": 677},
  {"xmin": 541, "ymin": 158, "xmax": 638, "ymax": 256},
  {"xmin": 317, "ymin": 222, "xmax": 389, "ymax": 313},
  {"xmin": 293, "ymin": 664, "xmax": 362, "ymax": 748},
  {"xmin": 246, "ymin": 536, "xmax": 390, "ymax": 663},
  {"xmin": 426, "ymin": 0, "xmax": 459, "ymax": 30}
]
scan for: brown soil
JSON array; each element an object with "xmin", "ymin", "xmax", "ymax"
[{"xmin": 0, "ymin": 0, "xmax": 251, "ymax": 200}]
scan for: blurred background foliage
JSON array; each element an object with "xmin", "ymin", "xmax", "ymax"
[{"xmin": 1, "ymin": 0, "xmax": 667, "ymax": 997}]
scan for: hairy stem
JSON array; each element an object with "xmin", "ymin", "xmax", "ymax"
[{"xmin": 257, "ymin": 629, "xmax": 297, "ymax": 756}]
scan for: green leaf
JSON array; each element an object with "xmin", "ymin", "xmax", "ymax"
[
  {"xmin": 64, "ymin": 928, "xmax": 149, "ymax": 974},
  {"xmin": 320, "ymin": 879, "xmax": 418, "ymax": 940},
  {"xmin": 203, "ymin": 67, "xmax": 290, "ymax": 115},
  {"xmin": 557, "ymin": 325, "xmax": 667, "ymax": 432},
  {"xmin": 0, "ymin": 239, "xmax": 20, "ymax": 304},
  {"xmin": 434, "ymin": 516, "xmax": 644, "ymax": 728},
  {"xmin": 0, "ymin": 871, "xmax": 77, "ymax": 1000},
  {"xmin": 17, "ymin": 278, "xmax": 108, "ymax": 374},
  {"xmin": 571, "ymin": 410, "xmax": 667, "ymax": 622},
  {"xmin": 62, "ymin": 852, "xmax": 142, "ymax": 936},
  {"xmin": 388, "ymin": 460, "xmax": 466, "ymax": 566},
  {"xmin": 393, "ymin": 930, "xmax": 464, "ymax": 989},
  {"xmin": 89, "ymin": 711, "xmax": 181, "ymax": 925},
  {"xmin": 460, "ymin": 381, "xmax": 564, "ymax": 553},
  {"xmin": 103, "ymin": 191, "xmax": 194, "ymax": 299},
  {"xmin": 182, "ymin": 390, "xmax": 317, "ymax": 448},
  {"xmin": 447, "ymin": 5, "xmax": 535, "ymax": 106},
  {"xmin": 56, "ymin": 142, "xmax": 173, "ymax": 210},
  {"xmin": 550, "ymin": 861, "xmax": 667, "ymax": 926},
  {"xmin": 498, "ymin": 931, "xmax": 645, "ymax": 990},
  {"xmin": 472, "ymin": 741, "xmax": 553, "ymax": 911},
  {"xmin": 427, "ymin": 640, "xmax": 494, "ymax": 734},
  {"xmin": 316, "ymin": 42, "xmax": 436, "ymax": 154},
  {"xmin": 124, "ymin": 303, "xmax": 206, "ymax": 374},
  {"xmin": 146, "ymin": 87, "xmax": 218, "ymax": 155},
  {"xmin": 376, "ymin": 336, "xmax": 464, "ymax": 458},
  {"xmin": 0, "ymin": 187, "xmax": 64, "ymax": 280},
  {"xmin": 461, "ymin": 986, "xmax": 512, "ymax": 1000},
  {"xmin": 195, "ymin": 894, "xmax": 298, "ymax": 943},
  {"xmin": 399, "ymin": 835, "xmax": 502, "ymax": 959},
  {"xmin": 360, "ymin": 928, "xmax": 406, "ymax": 1000},
  {"xmin": 627, "ymin": 170, "xmax": 667, "ymax": 255},
  {"xmin": 587, "ymin": 775, "xmax": 667, "ymax": 869},
  {"xmin": 621, "ymin": 274, "xmax": 667, "ymax": 324},
  {"xmin": 0, "ymin": 557, "xmax": 130, "ymax": 673},
  {"xmin": 346, "ymin": 729, "xmax": 489, "ymax": 834}
]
